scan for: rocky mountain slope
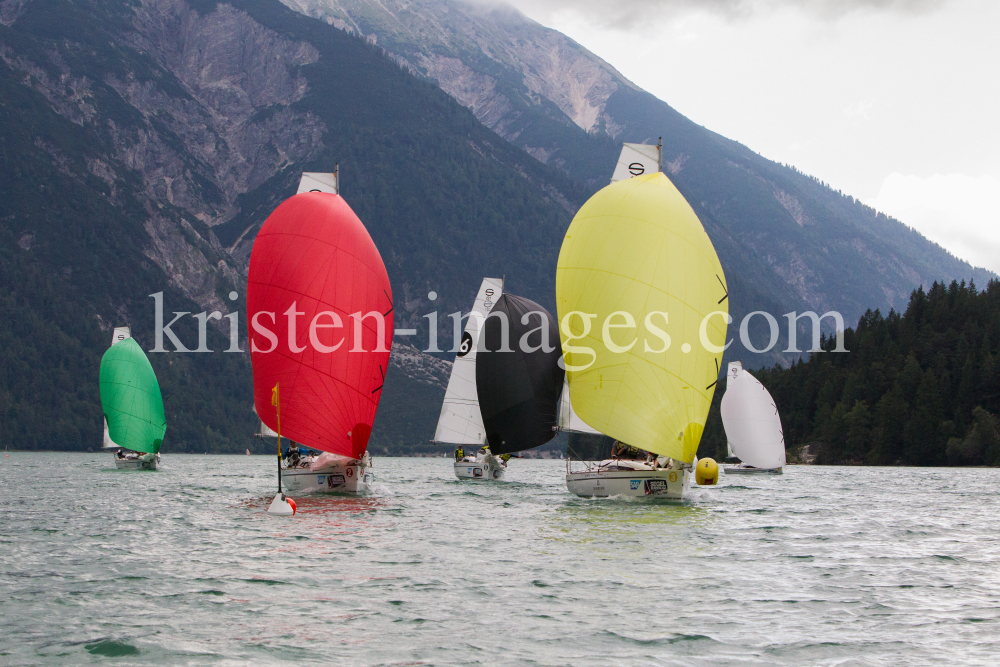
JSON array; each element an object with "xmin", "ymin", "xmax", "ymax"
[
  {"xmin": 0, "ymin": 0, "xmax": 582, "ymax": 451},
  {"xmin": 281, "ymin": 0, "xmax": 993, "ymax": 337}
]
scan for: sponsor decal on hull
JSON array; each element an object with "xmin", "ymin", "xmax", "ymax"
[{"xmin": 644, "ymin": 479, "xmax": 669, "ymax": 495}]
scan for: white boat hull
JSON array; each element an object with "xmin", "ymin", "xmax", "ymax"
[
  {"xmin": 113, "ymin": 453, "xmax": 158, "ymax": 470},
  {"xmin": 725, "ymin": 465, "xmax": 782, "ymax": 474},
  {"xmin": 280, "ymin": 462, "xmax": 373, "ymax": 495},
  {"xmin": 454, "ymin": 455, "xmax": 505, "ymax": 481},
  {"xmin": 566, "ymin": 466, "xmax": 691, "ymax": 499}
]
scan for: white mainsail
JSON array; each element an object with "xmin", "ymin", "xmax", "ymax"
[
  {"xmin": 102, "ymin": 327, "xmax": 132, "ymax": 449},
  {"xmin": 720, "ymin": 361, "xmax": 786, "ymax": 469},
  {"xmin": 433, "ymin": 277, "xmax": 503, "ymax": 445},
  {"xmin": 253, "ymin": 406, "xmax": 279, "ymax": 439},
  {"xmin": 297, "ymin": 170, "xmax": 339, "ymax": 195},
  {"xmin": 610, "ymin": 141, "xmax": 661, "ymax": 183},
  {"xmin": 556, "ymin": 377, "xmax": 601, "ymax": 435}
]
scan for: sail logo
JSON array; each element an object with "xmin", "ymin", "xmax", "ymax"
[
  {"xmin": 456, "ymin": 331, "xmax": 474, "ymax": 357},
  {"xmin": 629, "ymin": 480, "xmax": 642, "ymax": 490}
]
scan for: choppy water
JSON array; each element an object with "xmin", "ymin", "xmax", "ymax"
[{"xmin": 1, "ymin": 453, "xmax": 999, "ymax": 666}]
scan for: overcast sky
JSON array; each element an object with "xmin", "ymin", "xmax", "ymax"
[{"xmin": 507, "ymin": 0, "xmax": 1000, "ymax": 274}]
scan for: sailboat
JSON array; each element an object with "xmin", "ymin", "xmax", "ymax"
[
  {"xmin": 99, "ymin": 328, "xmax": 166, "ymax": 470},
  {"xmin": 558, "ymin": 141, "xmax": 728, "ymax": 498},
  {"xmin": 247, "ymin": 168, "xmax": 393, "ymax": 498},
  {"xmin": 721, "ymin": 361, "xmax": 785, "ymax": 473},
  {"xmin": 433, "ymin": 277, "xmax": 507, "ymax": 480},
  {"xmin": 475, "ymin": 293, "xmax": 564, "ymax": 460}
]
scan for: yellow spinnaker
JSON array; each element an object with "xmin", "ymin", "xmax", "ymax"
[{"xmin": 556, "ymin": 172, "xmax": 729, "ymax": 462}]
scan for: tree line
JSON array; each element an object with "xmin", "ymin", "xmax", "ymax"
[{"xmin": 728, "ymin": 280, "xmax": 1000, "ymax": 466}]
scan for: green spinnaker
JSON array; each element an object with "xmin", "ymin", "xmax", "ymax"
[{"xmin": 99, "ymin": 338, "xmax": 166, "ymax": 454}]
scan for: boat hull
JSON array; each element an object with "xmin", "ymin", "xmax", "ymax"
[
  {"xmin": 453, "ymin": 456, "xmax": 505, "ymax": 481},
  {"xmin": 725, "ymin": 465, "xmax": 782, "ymax": 474},
  {"xmin": 566, "ymin": 467, "xmax": 690, "ymax": 499},
  {"xmin": 113, "ymin": 453, "xmax": 158, "ymax": 470},
  {"xmin": 280, "ymin": 462, "xmax": 373, "ymax": 495}
]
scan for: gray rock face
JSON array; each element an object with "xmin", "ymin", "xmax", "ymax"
[
  {"xmin": 2, "ymin": 0, "xmax": 326, "ymax": 312},
  {"xmin": 279, "ymin": 0, "xmax": 628, "ymax": 143},
  {"xmin": 389, "ymin": 342, "xmax": 451, "ymax": 390}
]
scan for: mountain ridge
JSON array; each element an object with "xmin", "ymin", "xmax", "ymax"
[
  {"xmin": 280, "ymin": 0, "xmax": 993, "ymax": 337},
  {"xmin": 0, "ymin": 0, "xmax": 992, "ymax": 455},
  {"xmin": 0, "ymin": 0, "xmax": 586, "ymax": 451}
]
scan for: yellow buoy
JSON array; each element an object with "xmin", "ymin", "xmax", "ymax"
[{"xmin": 695, "ymin": 457, "xmax": 718, "ymax": 485}]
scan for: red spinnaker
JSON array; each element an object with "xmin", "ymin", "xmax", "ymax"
[{"xmin": 247, "ymin": 192, "xmax": 393, "ymax": 458}]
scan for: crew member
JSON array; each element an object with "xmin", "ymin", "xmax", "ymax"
[
  {"xmin": 454, "ymin": 446, "xmax": 464, "ymax": 462},
  {"xmin": 285, "ymin": 442, "xmax": 301, "ymax": 467}
]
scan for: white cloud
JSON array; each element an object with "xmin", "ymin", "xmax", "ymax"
[
  {"xmin": 868, "ymin": 173, "xmax": 1000, "ymax": 273},
  {"xmin": 507, "ymin": 0, "xmax": 946, "ymax": 29},
  {"xmin": 843, "ymin": 100, "xmax": 874, "ymax": 122},
  {"xmin": 510, "ymin": 0, "xmax": 1000, "ymax": 211}
]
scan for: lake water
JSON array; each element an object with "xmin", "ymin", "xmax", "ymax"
[{"xmin": 1, "ymin": 453, "xmax": 998, "ymax": 666}]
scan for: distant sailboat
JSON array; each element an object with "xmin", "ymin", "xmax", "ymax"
[
  {"xmin": 476, "ymin": 293, "xmax": 564, "ymax": 459},
  {"xmin": 721, "ymin": 362, "xmax": 785, "ymax": 473},
  {"xmin": 247, "ymin": 167, "xmax": 392, "ymax": 498},
  {"xmin": 99, "ymin": 328, "xmax": 166, "ymax": 471},
  {"xmin": 558, "ymin": 140, "xmax": 728, "ymax": 498},
  {"xmin": 432, "ymin": 278, "xmax": 507, "ymax": 480}
]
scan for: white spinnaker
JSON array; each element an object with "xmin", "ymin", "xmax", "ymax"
[
  {"xmin": 297, "ymin": 172, "xmax": 338, "ymax": 195},
  {"xmin": 433, "ymin": 277, "xmax": 503, "ymax": 445},
  {"xmin": 103, "ymin": 327, "xmax": 132, "ymax": 449},
  {"xmin": 557, "ymin": 377, "xmax": 601, "ymax": 435},
  {"xmin": 610, "ymin": 143, "xmax": 661, "ymax": 183},
  {"xmin": 720, "ymin": 362, "xmax": 786, "ymax": 469}
]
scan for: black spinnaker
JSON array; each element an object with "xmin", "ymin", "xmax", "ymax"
[{"xmin": 475, "ymin": 294, "xmax": 565, "ymax": 456}]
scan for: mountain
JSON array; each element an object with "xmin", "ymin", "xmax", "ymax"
[
  {"xmin": 281, "ymin": 0, "xmax": 994, "ymax": 353},
  {"xmin": 0, "ymin": 0, "xmax": 585, "ymax": 451},
  {"xmin": 0, "ymin": 0, "xmax": 991, "ymax": 453}
]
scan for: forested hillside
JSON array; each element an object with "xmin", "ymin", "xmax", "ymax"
[
  {"xmin": 0, "ymin": 64, "xmax": 254, "ymax": 452},
  {"xmin": 727, "ymin": 281, "xmax": 1000, "ymax": 466},
  {"xmin": 0, "ymin": 0, "xmax": 582, "ymax": 451}
]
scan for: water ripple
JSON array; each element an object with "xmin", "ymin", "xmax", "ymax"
[{"xmin": 1, "ymin": 454, "xmax": 999, "ymax": 665}]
